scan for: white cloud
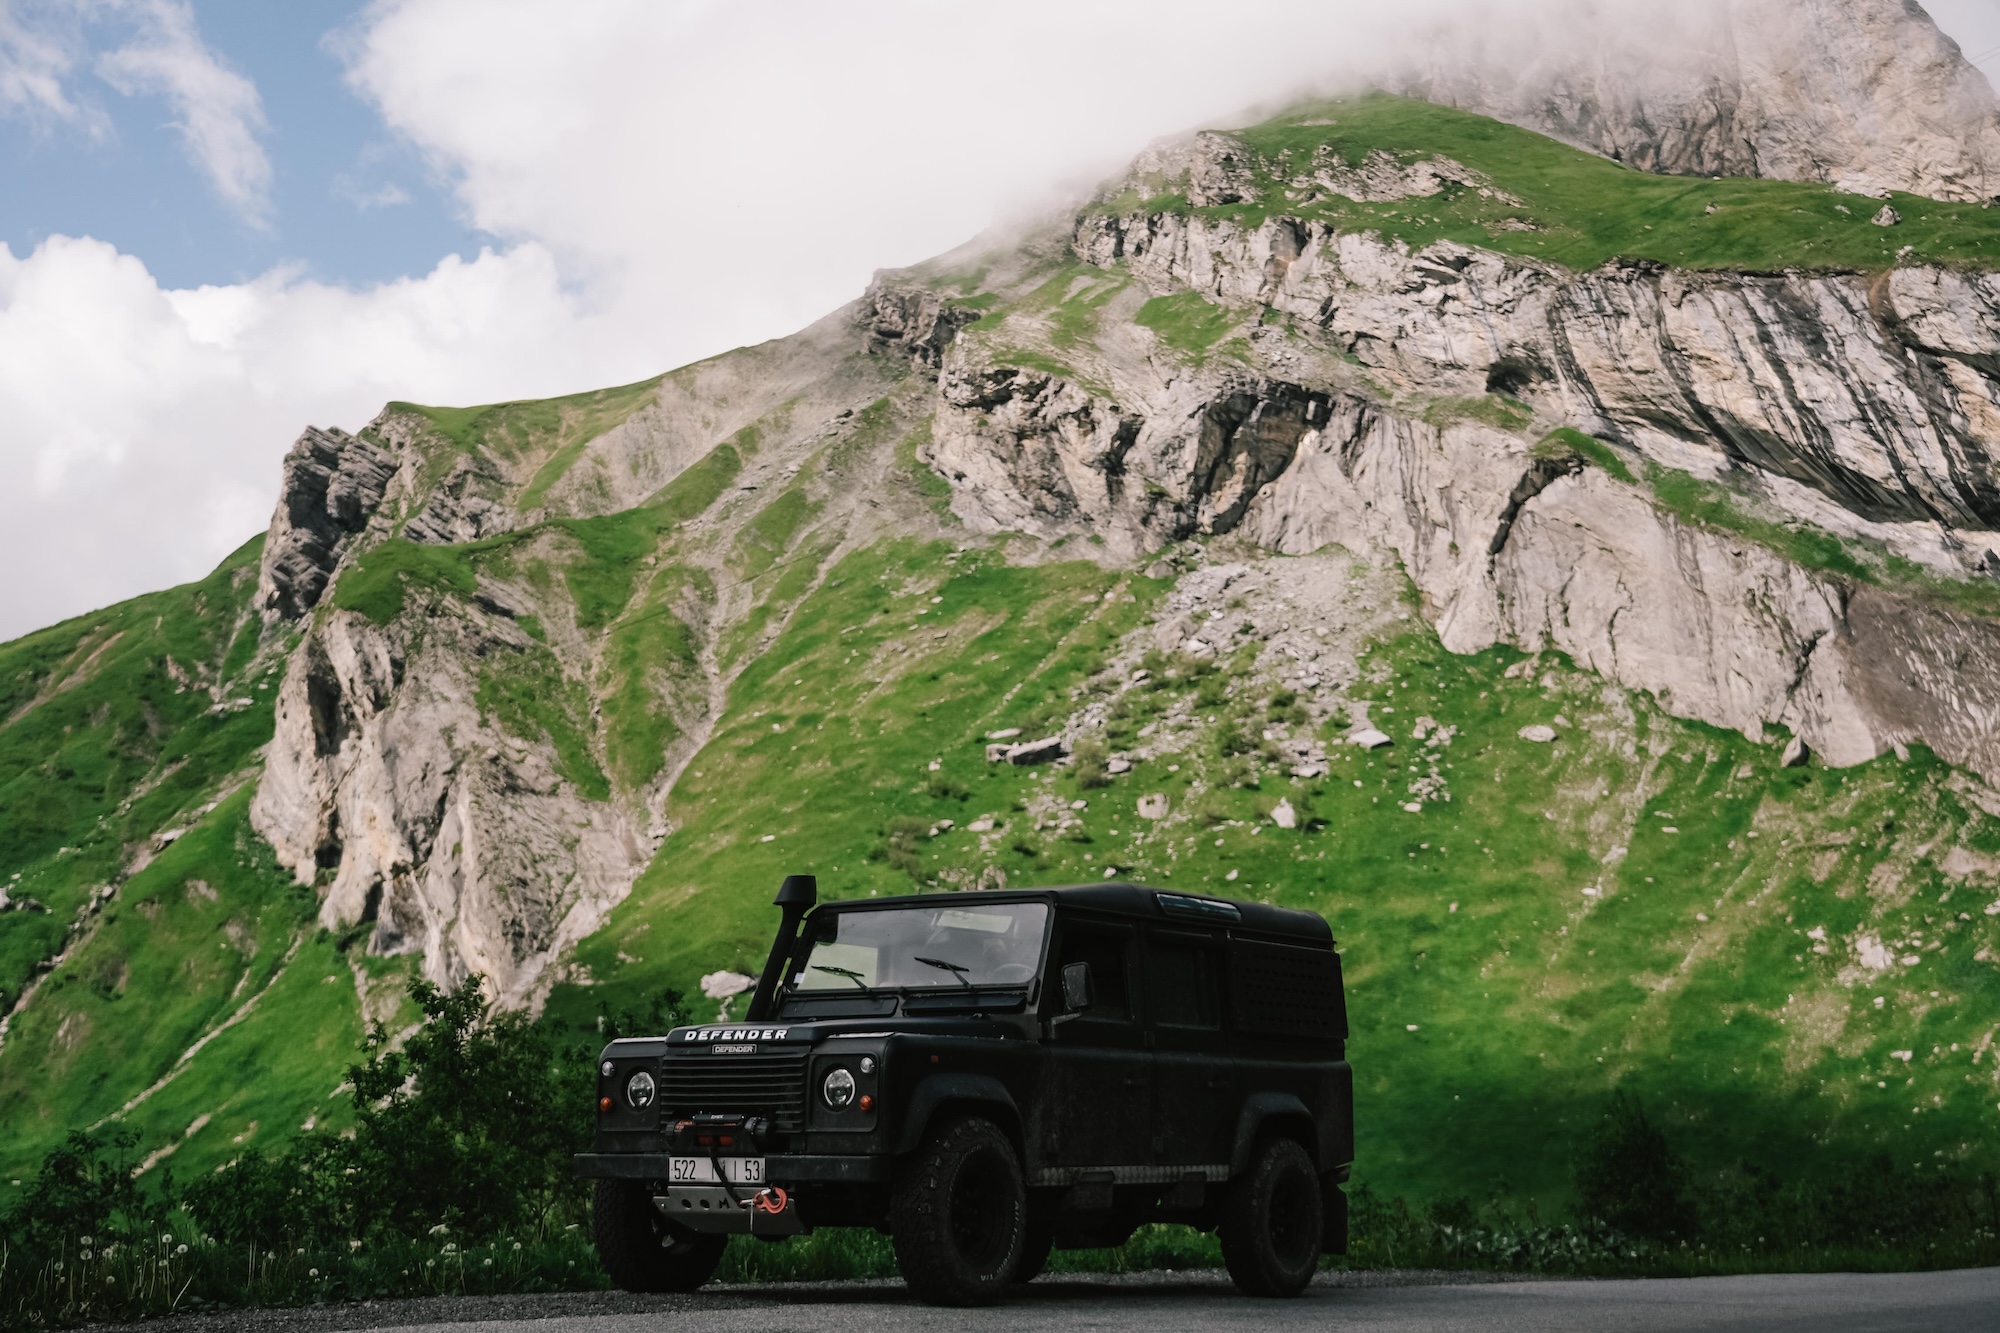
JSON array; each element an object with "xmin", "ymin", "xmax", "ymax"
[
  {"xmin": 93, "ymin": 0, "xmax": 272, "ymax": 222},
  {"xmin": 343, "ymin": 0, "xmax": 1430, "ymax": 366},
  {"xmin": 0, "ymin": 234, "xmax": 659, "ymax": 639},
  {"xmin": 0, "ymin": 1, "xmax": 82, "ymax": 122}
]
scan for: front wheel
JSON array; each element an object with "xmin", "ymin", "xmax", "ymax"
[
  {"xmin": 1014, "ymin": 1221, "xmax": 1055, "ymax": 1284},
  {"xmin": 1220, "ymin": 1137, "xmax": 1322, "ymax": 1297},
  {"xmin": 592, "ymin": 1178, "xmax": 728, "ymax": 1293},
  {"xmin": 890, "ymin": 1117, "xmax": 1026, "ymax": 1305}
]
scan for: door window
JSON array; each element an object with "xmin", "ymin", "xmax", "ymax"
[
  {"xmin": 1056, "ymin": 923, "xmax": 1133, "ymax": 1021},
  {"xmin": 1147, "ymin": 932, "xmax": 1221, "ymax": 1030}
]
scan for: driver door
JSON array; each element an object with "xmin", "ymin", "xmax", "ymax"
[{"xmin": 1041, "ymin": 918, "xmax": 1151, "ymax": 1168}]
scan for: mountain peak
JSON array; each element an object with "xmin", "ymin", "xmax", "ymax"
[{"xmin": 1396, "ymin": 0, "xmax": 2000, "ymax": 202}]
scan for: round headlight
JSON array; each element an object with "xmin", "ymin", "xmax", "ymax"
[
  {"xmin": 822, "ymin": 1067, "xmax": 856, "ymax": 1109},
  {"xmin": 625, "ymin": 1070, "xmax": 656, "ymax": 1109}
]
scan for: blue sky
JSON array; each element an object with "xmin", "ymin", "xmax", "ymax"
[
  {"xmin": 0, "ymin": 0, "xmax": 474, "ymax": 289},
  {"xmin": 0, "ymin": 0, "xmax": 1996, "ymax": 642}
]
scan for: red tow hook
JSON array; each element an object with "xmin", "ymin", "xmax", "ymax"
[{"xmin": 752, "ymin": 1186, "xmax": 789, "ymax": 1215}]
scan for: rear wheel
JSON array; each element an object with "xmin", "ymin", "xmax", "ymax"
[
  {"xmin": 890, "ymin": 1116, "xmax": 1026, "ymax": 1305},
  {"xmin": 592, "ymin": 1178, "xmax": 728, "ymax": 1293},
  {"xmin": 1220, "ymin": 1138, "xmax": 1322, "ymax": 1297}
]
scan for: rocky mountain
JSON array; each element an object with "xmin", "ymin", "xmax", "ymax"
[
  {"xmin": 4, "ymin": 14, "xmax": 2000, "ymax": 1206},
  {"xmin": 1396, "ymin": 0, "xmax": 2000, "ymax": 202}
]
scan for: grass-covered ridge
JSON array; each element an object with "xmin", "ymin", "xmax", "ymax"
[
  {"xmin": 389, "ymin": 375, "xmax": 663, "ymax": 507},
  {"xmin": 1110, "ymin": 93, "xmax": 2000, "ymax": 274}
]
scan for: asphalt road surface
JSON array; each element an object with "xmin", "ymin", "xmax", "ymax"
[{"xmin": 125, "ymin": 1266, "xmax": 2000, "ymax": 1333}]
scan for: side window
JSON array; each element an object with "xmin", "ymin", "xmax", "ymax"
[
  {"xmin": 1057, "ymin": 923, "xmax": 1132, "ymax": 1022},
  {"xmin": 1146, "ymin": 931, "xmax": 1221, "ymax": 1029}
]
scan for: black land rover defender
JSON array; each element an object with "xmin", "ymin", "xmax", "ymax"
[{"xmin": 574, "ymin": 875, "xmax": 1353, "ymax": 1305}]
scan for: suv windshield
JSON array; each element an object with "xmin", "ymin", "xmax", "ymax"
[{"xmin": 793, "ymin": 902, "xmax": 1049, "ymax": 991}]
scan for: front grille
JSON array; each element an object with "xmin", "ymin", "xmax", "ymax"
[{"xmin": 660, "ymin": 1048, "xmax": 810, "ymax": 1131}]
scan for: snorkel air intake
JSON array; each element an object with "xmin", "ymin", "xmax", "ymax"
[{"xmin": 745, "ymin": 874, "xmax": 817, "ymax": 1022}]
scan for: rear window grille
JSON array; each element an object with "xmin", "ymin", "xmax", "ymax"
[
  {"xmin": 660, "ymin": 1048, "xmax": 810, "ymax": 1131},
  {"xmin": 1229, "ymin": 938, "xmax": 1347, "ymax": 1040}
]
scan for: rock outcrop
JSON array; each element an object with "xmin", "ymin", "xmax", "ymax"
[
  {"xmin": 1070, "ymin": 209, "xmax": 2000, "ymax": 572},
  {"xmin": 257, "ymin": 427, "xmax": 396, "ymax": 621},
  {"xmin": 252, "ymin": 599, "xmax": 654, "ymax": 1006},
  {"xmin": 1396, "ymin": 0, "xmax": 2000, "ymax": 203},
  {"xmin": 917, "ymin": 190, "xmax": 2000, "ymax": 786}
]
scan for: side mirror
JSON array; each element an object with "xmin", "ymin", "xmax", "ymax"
[{"xmin": 1061, "ymin": 961, "xmax": 1095, "ymax": 1013}]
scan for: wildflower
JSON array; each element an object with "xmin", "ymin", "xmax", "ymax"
[
  {"xmin": 161, "ymin": 1233, "xmax": 173, "ymax": 1244},
  {"xmin": 81, "ymin": 1249, "xmax": 92, "ymax": 1261},
  {"xmin": 176, "ymin": 1244, "xmax": 188, "ymax": 1255},
  {"xmin": 512, "ymin": 1242, "xmax": 522, "ymax": 1251},
  {"xmin": 159, "ymin": 1260, "xmax": 169, "ymax": 1269},
  {"xmin": 428, "ymin": 1223, "xmax": 449, "ymax": 1236},
  {"xmin": 349, "ymin": 1239, "xmax": 362, "ymax": 1251},
  {"xmin": 80, "ymin": 1236, "xmax": 92, "ymax": 1246},
  {"xmin": 296, "ymin": 1247, "xmax": 306, "ymax": 1255},
  {"xmin": 310, "ymin": 1268, "xmax": 319, "ymax": 1278},
  {"xmin": 483, "ymin": 1258, "xmax": 493, "ymax": 1268}
]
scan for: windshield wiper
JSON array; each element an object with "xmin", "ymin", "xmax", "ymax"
[
  {"xmin": 810, "ymin": 964, "xmax": 870, "ymax": 990},
  {"xmin": 914, "ymin": 955, "xmax": 975, "ymax": 990}
]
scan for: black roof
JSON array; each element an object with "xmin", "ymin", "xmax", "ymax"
[{"xmin": 809, "ymin": 882, "xmax": 1331, "ymax": 945}]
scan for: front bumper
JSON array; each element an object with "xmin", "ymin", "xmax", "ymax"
[{"xmin": 572, "ymin": 1152, "xmax": 893, "ymax": 1184}]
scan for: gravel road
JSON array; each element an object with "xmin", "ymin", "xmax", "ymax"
[{"xmin": 100, "ymin": 1265, "xmax": 2000, "ymax": 1333}]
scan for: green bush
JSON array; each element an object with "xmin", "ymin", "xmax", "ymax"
[
  {"xmin": 1573, "ymin": 1092, "xmax": 1698, "ymax": 1242},
  {"xmin": 1072, "ymin": 739, "xmax": 1111, "ymax": 790}
]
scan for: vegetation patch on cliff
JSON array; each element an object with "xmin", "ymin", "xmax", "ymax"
[{"xmin": 1124, "ymin": 94, "xmax": 2000, "ymax": 275}]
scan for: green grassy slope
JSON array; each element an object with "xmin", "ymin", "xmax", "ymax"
[
  {"xmin": 0, "ymin": 542, "xmax": 378, "ymax": 1183},
  {"xmin": 0, "ymin": 538, "xmax": 275, "ymax": 1013},
  {"xmin": 1099, "ymin": 93, "xmax": 2000, "ymax": 273},
  {"xmin": 549, "ymin": 551, "xmax": 2000, "ymax": 1209}
]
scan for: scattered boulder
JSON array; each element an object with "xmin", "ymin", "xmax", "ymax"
[
  {"xmin": 1007, "ymin": 737, "xmax": 1067, "ymax": 766},
  {"xmin": 1349, "ymin": 728, "xmax": 1394, "ymax": 750},
  {"xmin": 1107, "ymin": 757, "xmax": 1132, "ymax": 775},
  {"xmin": 1291, "ymin": 763, "xmax": 1329, "ymax": 778},
  {"xmin": 1518, "ymin": 725, "xmax": 1558, "ymax": 744},
  {"xmin": 1872, "ymin": 205, "xmax": 1902, "ymax": 227},
  {"xmin": 1781, "ymin": 736, "xmax": 1810, "ymax": 768},
  {"xmin": 700, "ymin": 970, "xmax": 755, "ymax": 1000},
  {"xmin": 1270, "ymin": 799, "xmax": 1298, "ymax": 830},
  {"xmin": 1137, "ymin": 793, "xmax": 1171, "ymax": 821},
  {"xmin": 985, "ymin": 728, "xmax": 1022, "ymax": 741},
  {"xmin": 967, "ymin": 816, "xmax": 997, "ymax": 833}
]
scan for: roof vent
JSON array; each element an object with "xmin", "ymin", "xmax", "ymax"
[{"xmin": 1155, "ymin": 892, "xmax": 1242, "ymax": 923}]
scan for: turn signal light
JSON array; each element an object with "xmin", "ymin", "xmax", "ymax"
[
  {"xmin": 598, "ymin": 1097, "xmax": 613, "ymax": 1113},
  {"xmin": 859, "ymin": 1094, "xmax": 874, "ymax": 1112}
]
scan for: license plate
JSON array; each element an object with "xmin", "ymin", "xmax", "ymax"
[{"xmin": 669, "ymin": 1156, "xmax": 764, "ymax": 1184}]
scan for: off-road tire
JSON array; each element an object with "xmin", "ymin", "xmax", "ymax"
[
  {"xmin": 890, "ymin": 1117, "xmax": 1026, "ymax": 1305},
  {"xmin": 592, "ymin": 1178, "xmax": 728, "ymax": 1293},
  {"xmin": 1014, "ymin": 1221, "xmax": 1055, "ymax": 1284},
  {"xmin": 1220, "ymin": 1137, "xmax": 1322, "ymax": 1297}
]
